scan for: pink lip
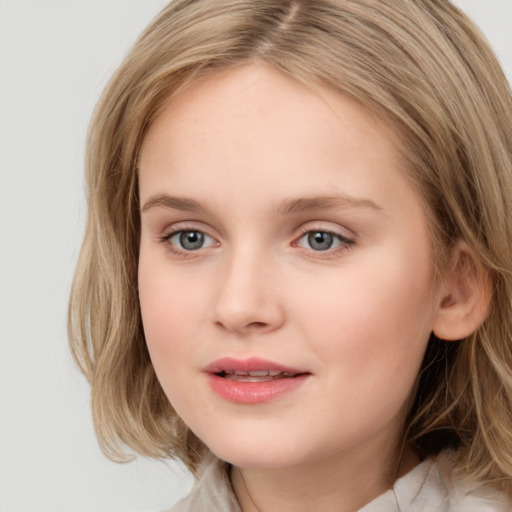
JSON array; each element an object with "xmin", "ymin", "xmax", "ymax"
[
  {"xmin": 204, "ymin": 357, "xmax": 305, "ymax": 374},
  {"xmin": 204, "ymin": 357, "xmax": 311, "ymax": 404}
]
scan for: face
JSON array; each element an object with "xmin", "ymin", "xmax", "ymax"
[{"xmin": 138, "ymin": 64, "xmax": 443, "ymax": 471}]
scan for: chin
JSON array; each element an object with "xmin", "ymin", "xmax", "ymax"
[
  {"xmin": 215, "ymin": 449, "xmax": 299, "ymax": 470},
  {"xmin": 202, "ymin": 432, "xmax": 312, "ymax": 470}
]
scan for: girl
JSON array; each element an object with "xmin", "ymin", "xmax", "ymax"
[{"xmin": 69, "ymin": 0, "xmax": 512, "ymax": 510}]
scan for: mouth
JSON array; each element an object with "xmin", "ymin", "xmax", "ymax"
[
  {"xmin": 204, "ymin": 357, "xmax": 310, "ymax": 404},
  {"xmin": 215, "ymin": 369, "xmax": 303, "ymax": 382},
  {"xmin": 205, "ymin": 357, "xmax": 309, "ymax": 380}
]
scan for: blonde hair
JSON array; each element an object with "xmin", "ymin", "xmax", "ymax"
[{"xmin": 69, "ymin": 0, "xmax": 512, "ymax": 491}]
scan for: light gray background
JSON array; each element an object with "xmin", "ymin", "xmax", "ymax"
[{"xmin": 0, "ymin": 1, "xmax": 511, "ymax": 511}]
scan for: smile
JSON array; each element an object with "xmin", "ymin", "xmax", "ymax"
[
  {"xmin": 216, "ymin": 370, "xmax": 299, "ymax": 382},
  {"xmin": 205, "ymin": 358, "xmax": 310, "ymax": 404}
]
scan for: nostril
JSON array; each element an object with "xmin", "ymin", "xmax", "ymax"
[
  {"xmin": 214, "ymin": 320, "xmax": 268, "ymax": 333},
  {"xmin": 215, "ymin": 319, "xmax": 269, "ymax": 332},
  {"xmin": 247, "ymin": 322, "xmax": 267, "ymax": 329}
]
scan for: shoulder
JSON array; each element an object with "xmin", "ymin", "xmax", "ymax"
[
  {"xmin": 433, "ymin": 450, "xmax": 512, "ymax": 512},
  {"xmin": 165, "ymin": 455, "xmax": 241, "ymax": 512},
  {"xmin": 395, "ymin": 450, "xmax": 512, "ymax": 512}
]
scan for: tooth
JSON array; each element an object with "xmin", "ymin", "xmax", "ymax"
[
  {"xmin": 248, "ymin": 371, "xmax": 269, "ymax": 377},
  {"xmin": 235, "ymin": 370, "xmax": 246, "ymax": 376},
  {"xmin": 225, "ymin": 374, "xmax": 273, "ymax": 382},
  {"xmin": 268, "ymin": 371, "xmax": 281, "ymax": 377},
  {"xmin": 282, "ymin": 372, "xmax": 295, "ymax": 377}
]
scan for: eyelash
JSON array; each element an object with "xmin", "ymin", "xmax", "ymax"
[
  {"xmin": 159, "ymin": 226, "xmax": 355, "ymax": 258},
  {"xmin": 159, "ymin": 228, "xmax": 217, "ymax": 259},
  {"xmin": 293, "ymin": 227, "xmax": 355, "ymax": 257}
]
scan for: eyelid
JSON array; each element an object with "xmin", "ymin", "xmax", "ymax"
[
  {"xmin": 294, "ymin": 221, "xmax": 355, "ymax": 241},
  {"xmin": 160, "ymin": 221, "xmax": 217, "ymax": 240},
  {"xmin": 159, "ymin": 222, "xmax": 220, "ymax": 257},
  {"xmin": 292, "ymin": 222, "xmax": 355, "ymax": 255},
  {"xmin": 165, "ymin": 230, "xmax": 216, "ymax": 246}
]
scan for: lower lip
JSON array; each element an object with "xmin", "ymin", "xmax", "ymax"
[{"xmin": 207, "ymin": 374, "xmax": 309, "ymax": 404}]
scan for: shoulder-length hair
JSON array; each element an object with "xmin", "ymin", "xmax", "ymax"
[{"xmin": 69, "ymin": 0, "xmax": 512, "ymax": 492}]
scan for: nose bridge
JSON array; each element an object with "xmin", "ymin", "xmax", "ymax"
[{"xmin": 213, "ymin": 241, "xmax": 283, "ymax": 333}]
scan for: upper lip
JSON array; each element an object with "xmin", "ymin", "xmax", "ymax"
[{"xmin": 204, "ymin": 357, "xmax": 308, "ymax": 375}]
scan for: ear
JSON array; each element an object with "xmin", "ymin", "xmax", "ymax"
[{"xmin": 432, "ymin": 240, "xmax": 492, "ymax": 341}]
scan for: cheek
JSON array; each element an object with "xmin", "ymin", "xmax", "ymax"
[
  {"xmin": 292, "ymin": 248, "xmax": 437, "ymax": 382},
  {"xmin": 299, "ymin": 275, "xmax": 435, "ymax": 437},
  {"xmin": 138, "ymin": 265, "xmax": 211, "ymax": 425},
  {"xmin": 138, "ymin": 259, "xmax": 204, "ymax": 375}
]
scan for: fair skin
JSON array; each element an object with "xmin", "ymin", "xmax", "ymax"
[{"xmin": 138, "ymin": 63, "xmax": 452, "ymax": 511}]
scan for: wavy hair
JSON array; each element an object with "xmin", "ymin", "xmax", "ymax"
[{"xmin": 69, "ymin": 0, "xmax": 512, "ymax": 492}]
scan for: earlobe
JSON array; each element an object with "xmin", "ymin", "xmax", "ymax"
[{"xmin": 432, "ymin": 240, "xmax": 492, "ymax": 341}]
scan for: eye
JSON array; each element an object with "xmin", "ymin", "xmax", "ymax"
[
  {"xmin": 165, "ymin": 230, "xmax": 215, "ymax": 251},
  {"xmin": 296, "ymin": 230, "xmax": 353, "ymax": 252}
]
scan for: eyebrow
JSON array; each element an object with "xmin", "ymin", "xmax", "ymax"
[
  {"xmin": 141, "ymin": 194, "xmax": 207, "ymax": 214},
  {"xmin": 274, "ymin": 195, "xmax": 383, "ymax": 215},
  {"xmin": 141, "ymin": 193, "xmax": 382, "ymax": 215}
]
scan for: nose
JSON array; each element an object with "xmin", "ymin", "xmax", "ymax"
[{"xmin": 212, "ymin": 248, "xmax": 285, "ymax": 334}]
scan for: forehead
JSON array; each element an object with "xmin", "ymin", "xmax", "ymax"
[
  {"xmin": 139, "ymin": 63, "xmax": 405, "ymax": 199},
  {"xmin": 141, "ymin": 64, "xmax": 399, "ymax": 156}
]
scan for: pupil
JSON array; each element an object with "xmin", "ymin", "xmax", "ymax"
[
  {"xmin": 308, "ymin": 232, "xmax": 333, "ymax": 251},
  {"xmin": 180, "ymin": 231, "xmax": 204, "ymax": 250}
]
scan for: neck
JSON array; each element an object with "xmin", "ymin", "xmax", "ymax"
[{"xmin": 230, "ymin": 441, "xmax": 420, "ymax": 512}]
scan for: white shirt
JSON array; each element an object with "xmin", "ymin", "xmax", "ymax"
[{"xmin": 168, "ymin": 451, "xmax": 512, "ymax": 511}]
